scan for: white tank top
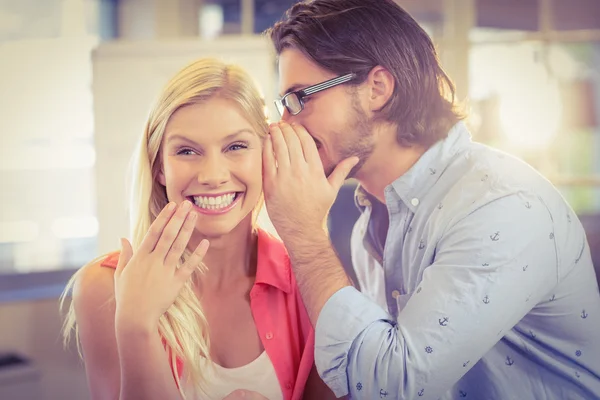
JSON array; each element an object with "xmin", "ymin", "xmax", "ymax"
[{"xmin": 185, "ymin": 351, "xmax": 284, "ymax": 400}]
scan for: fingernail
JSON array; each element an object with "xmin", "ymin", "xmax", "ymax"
[
  {"xmin": 166, "ymin": 202, "xmax": 176, "ymax": 211},
  {"xmin": 182, "ymin": 201, "xmax": 191, "ymax": 210}
]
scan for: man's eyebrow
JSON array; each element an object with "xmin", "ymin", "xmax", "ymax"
[{"xmin": 278, "ymin": 83, "xmax": 310, "ymax": 98}]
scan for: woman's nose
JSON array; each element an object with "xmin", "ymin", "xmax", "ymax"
[{"xmin": 197, "ymin": 156, "xmax": 229, "ymax": 187}]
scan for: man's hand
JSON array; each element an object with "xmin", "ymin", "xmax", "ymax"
[
  {"xmin": 223, "ymin": 389, "xmax": 269, "ymax": 399},
  {"xmin": 262, "ymin": 121, "xmax": 359, "ymax": 244}
]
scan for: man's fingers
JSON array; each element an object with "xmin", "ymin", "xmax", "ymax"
[
  {"xmin": 292, "ymin": 123, "xmax": 324, "ymax": 170},
  {"xmin": 139, "ymin": 202, "xmax": 177, "ymax": 253},
  {"xmin": 177, "ymin": 239, "xmax": 210, "ymax": 282},
  {"xmin": 116, "ymin": 238, "xmax": 133, "ymax": 277},
  {"xmin": 163, "ymin": 211, "xmax": 197, "ymax": 267},
  {"xmin": 278, "ymin": 122, "xmax": 305, "ymax": 166},
  {"xmin": 327, "ymin": 156, "xmax": 360, "ymax": 191},
  {"xmin": 269, "ymin": 124, "xmax": 291, "ymax": 170},
  {"xmin": 262, "ymin": 135, "xmax": 277, "ymax": 182}
]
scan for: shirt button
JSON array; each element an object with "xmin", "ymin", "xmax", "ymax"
[
  {"xmin": 391, "ymin": 290, "xmax": 401, "ymax": 299},
  {"xmin": 411, "ymin": 198, "xmax": 420, "ymax": 207},
  {"xmin": 265, "ymin": 332, "xmax": 274, "ymax": 340}
]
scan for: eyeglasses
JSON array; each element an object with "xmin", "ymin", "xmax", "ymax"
[{"xmin": 274, "ymin": 73, "xmax": 356, "ymax": 117}]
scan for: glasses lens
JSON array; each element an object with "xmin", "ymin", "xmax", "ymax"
[
  {"xmin": 274, "ymin": 99, "xmax": 285, "ymax": 116},
  {"xmin": 284, "ymin": 93, "xmax": 303, "ymax": 115}
]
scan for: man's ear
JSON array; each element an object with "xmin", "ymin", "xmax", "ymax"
[{"xmin": 366, "ymin": 65, "xmax": 395, "ymax": 112}]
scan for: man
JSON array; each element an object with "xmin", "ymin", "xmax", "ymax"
[{"xmin": 256, "ymin": 0, "xmax": 600, "ymax": 399}]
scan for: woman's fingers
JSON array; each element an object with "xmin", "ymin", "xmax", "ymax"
[
  {"xmin": 115, "ymin": 238, "xmax": 134, "ymax": 277},
  {"xmin": 138, "ymin": 202, "xmax": 177, "ymax": 253},
  {"xmin": 163, "ymin": 210, "xmax": 197, "ymax": 267},
  {"xmin": 177, "ymin": 239, "xmax": 210, "ymax": 282},
  {"xmin": 153, "ymin": 201, "xmax": 192, "ymax": 258}
]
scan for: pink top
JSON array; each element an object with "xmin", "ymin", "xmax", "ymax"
[{"xmin": 100, "ymin": 229, "xmax": 315, "ymax": 400}]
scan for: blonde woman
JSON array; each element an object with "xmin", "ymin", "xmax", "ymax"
[{"xmin": 61, "ymin": 58, "xmax": 336, "ymax": 400}]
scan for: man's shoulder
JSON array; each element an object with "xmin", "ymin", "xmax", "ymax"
[{"xmin": 438, "ymin": 145, "xmax": 553, "ymax": 214}]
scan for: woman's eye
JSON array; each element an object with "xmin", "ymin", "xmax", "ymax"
[
  {"xmin": 176, "ymin": 148, "xmax": 196, "ymax": 155},
  {"xmin": 227, "ymin": 142, "xmax": 248, "ymax": 152}
]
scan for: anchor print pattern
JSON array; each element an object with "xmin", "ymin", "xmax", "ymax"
[
  {"xmin": 529, "ymin": 330, "xmax": 536, "ymax": 339},
  {"xmin": 341, "ymin": 136, "xmax": 598, "ymax": 400}
]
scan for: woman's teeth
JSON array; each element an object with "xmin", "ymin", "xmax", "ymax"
[{"xmin": 192, "ymin": 193, "xmax": 237, "ymax": 209}]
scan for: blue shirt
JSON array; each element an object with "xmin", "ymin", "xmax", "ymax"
[{"xmin": 315, "ymin": 122, "xmax": 600, "ymax": 399}]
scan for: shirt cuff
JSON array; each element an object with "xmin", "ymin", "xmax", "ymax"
[{"xmin": 315, "ymin": 286, "xmax": 393, "ymax": 397}]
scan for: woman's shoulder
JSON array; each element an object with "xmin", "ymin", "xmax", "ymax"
[{"xmin": 71, "ymin": 251, "xmax": 120, "ymax": 307}]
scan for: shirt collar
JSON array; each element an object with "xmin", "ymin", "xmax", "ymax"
[
  {"xmin": 355, "ymin": 122, "xmax": 472, "ymax": 212},
  {"xmin": 254, "ymin": 228, "xmax": 292, "ymax": 294}
]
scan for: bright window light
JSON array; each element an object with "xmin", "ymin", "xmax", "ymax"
[
  {"xmin": 51, "ymin": 216, "xmax": 99, "ymax": 239},
  {"xmin": 200, "ymin": 4, "xmax": 224, "ymax": 39},
  {"xmin": 0, "ymin": 221, "xmax": 40, "ymax": 243}
]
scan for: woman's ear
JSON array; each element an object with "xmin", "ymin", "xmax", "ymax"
[
  {"xmin": 158, "ymin": 169, "xmax": 166, "ymax": 186},
  {"xmin": 366, "ymin": 65, "xmax": 395, "ymax": 112}
]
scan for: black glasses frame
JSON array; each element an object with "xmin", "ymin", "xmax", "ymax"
[{"xmin": 274, "ymin": 73, "xmax": 357, "ymax": 116}]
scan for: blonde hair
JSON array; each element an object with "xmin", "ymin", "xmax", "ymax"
[{"xmin": 60, "ymin": 58, "xmax": 270, "ymax": 397}]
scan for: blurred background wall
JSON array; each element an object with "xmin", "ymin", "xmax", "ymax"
[{"xmin": 0, "ymin": 0, "xmax": 598, "ymax": 398}]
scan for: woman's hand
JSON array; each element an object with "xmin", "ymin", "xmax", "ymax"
[{"xmin": 114, "ymin": 200, "xmax": 209, "ymax": 332}]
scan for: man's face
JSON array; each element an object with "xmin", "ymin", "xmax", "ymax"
[{"xmin": 277, "ymin": 48, "xmax": 375, "ymax": 177}]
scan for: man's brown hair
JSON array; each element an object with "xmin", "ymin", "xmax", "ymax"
[{"xmin": 266, "ymin": 0, "xmax": 464, "ymax": 148}]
